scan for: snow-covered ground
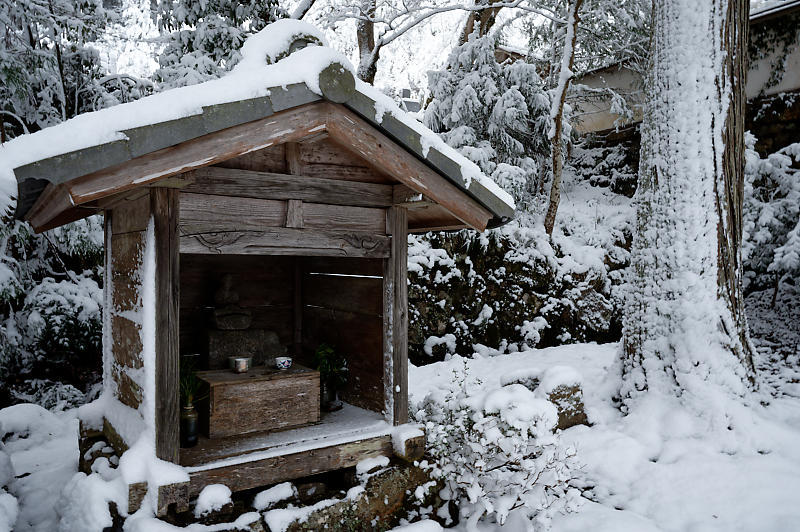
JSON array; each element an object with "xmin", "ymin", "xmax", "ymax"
[
  {"xmin": 409, "ymin": 336, "xmax": 800, "ymax": 532},
  {"xmin": 3, "ymin": 321, "xmax": 798, "ymax": 531}
]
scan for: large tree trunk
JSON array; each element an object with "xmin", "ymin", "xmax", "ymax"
[
  {"xmin": 356, "ymin": 0, "xmax": 379, "ymax": 84},
  {"xmin": 543, "ymin": 0, "xmax": 583, "ymax": 235},
  {"xmin": 620, "ymin": 0, "xmax": 756, "ymax": 403}
]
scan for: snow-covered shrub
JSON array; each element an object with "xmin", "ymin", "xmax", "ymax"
[
  {"xmin": 8, "ymin": 379, "xmax": 89, "ymax": 411},
  {"xmin": 743, "ymin": 135, "xmax": 800, "ymax": 297},
  {"xmin": 413, "ymin": 363, "xmax": 578, "ymax": 528},
  {"xmin": 408, "ymin": 217, "xmax": 624, "ymax": 363},
  {"xmin": 21, "ymin": 275, "xmax": 102, "ymax": 363},
  {"xmin": 0, "ymin": 216, "xmax": 104, "ymax": 408},
  {"xmin": 0, "ymin": 0, "xmax": 152, "ymax": 138},
  {"xmin": 155, "ymin": 0, "xmax": 287, "ymax": 89},
  {"xmin": 571, "ymin": 129, "xmax": 640, "ymax": 197}
]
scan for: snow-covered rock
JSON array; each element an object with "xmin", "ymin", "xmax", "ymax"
[
  {"xmin": 194, "ymin": 484, "xmax": 233, "ymax": 518},
  {"xmin": 252, "ymin": 482, "xmax": 296, "ymax": 512}
]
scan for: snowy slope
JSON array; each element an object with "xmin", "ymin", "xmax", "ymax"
[{"xmin": 409, "ymin": 342, "xmax": 800, "ymax": 532}]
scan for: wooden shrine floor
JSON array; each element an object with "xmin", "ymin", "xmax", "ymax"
[
  {"xmin": 181, "ymin": 402, "xmax": 392, "ymax": 470},
  {"xmin": 181, "ymin": 403, "xmax": 395, "ymax": 497}
]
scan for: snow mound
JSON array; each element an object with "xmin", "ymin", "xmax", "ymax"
[
  {"xmin": 538, "ymin": 365, "xmax": 583, "ymax": 395},
  {"xmin": 58, "ymin": 471, "xmax": 127, "ymax": 531},
  {"xmin": 236, "ymin": 19, "xmax": 329, "ymax": 68},
  {"xmin": 500, "ymin": 367, "xmax": 542, "ymax": 388},
  {"xmin": 392, "ymin": 425, "xmax": 424, "ymax": 457},
  {"xmin": 356, "ymin": 455, "xmax": 389, "ymax": 476},
  {"xmin": 253, "ymin": 482, "xmax": 296, "ymax": 511},
  {"xmin": 0, "ymin": 403, "xmax": 60, "ymax": 443},
  {"xmin": 0, "ymin": 491, "xmax": 17, "ymax": 532},
  {"xmin": 476, "ymin": 384, "xmax": 558, "ymax": 432},
  {"xmin": 390, "ymin": 520, "xmax": 443, "ymax": 531},
  {"xmin": 194, "ymin": 484, "xmax": 232, "ymax": 518}
]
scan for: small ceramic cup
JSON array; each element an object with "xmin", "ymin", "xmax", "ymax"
[
  {"xmin": 228, "ymin": 356, "xmax": 252, "ymax": 373},
  {"xmin": 275, "ymin": 357, "xmax": 293, "ymax": 369}
]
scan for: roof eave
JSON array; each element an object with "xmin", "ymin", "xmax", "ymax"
[{"xmin": 14, "ymin": 68, "xmax": 514, "ymax": 230}]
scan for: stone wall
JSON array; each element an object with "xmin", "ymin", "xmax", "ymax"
[{"xmin": 746, "ymin": 90, "xmax": 800, "ymax": 156}]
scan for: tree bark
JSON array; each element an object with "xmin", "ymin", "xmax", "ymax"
[
  {"xmin": 620, "ymin": 0, "xmax": 756, "ymax": 403},
  {"xmin": 458, "ymin": 0, "xmax": 504, "ymax": 45},
  {"xmin": 356, "ymin": 0, "xmax": 379, "ymax": 84},
  {"xmin": 543, "ymin": 0, "xmax": 583, "ymax": 235}
]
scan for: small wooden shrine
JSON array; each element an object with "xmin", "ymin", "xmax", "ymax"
[{"xmin": 9, "ymin": 29, "xmax": 514, "ymax": 515}]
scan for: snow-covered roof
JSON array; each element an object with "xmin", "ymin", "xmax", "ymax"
[{"xmin": 0, "ymin": 20, "xmax": 514, "ymax": 230}]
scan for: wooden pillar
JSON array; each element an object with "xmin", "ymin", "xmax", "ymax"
[
  {"xmin": 383, "ymin": 207, "xmax": 408, "ymax": 425},
  {"xmin": 152, "ymin": 188, "xmax": 180, "ymax": 463}
]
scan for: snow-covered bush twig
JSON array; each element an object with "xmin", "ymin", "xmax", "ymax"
[{"xmin": 412, "ymin": 362, "xmax": 579, "ymax": 529}]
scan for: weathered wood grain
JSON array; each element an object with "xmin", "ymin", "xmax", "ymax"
[
  {"xmin": 392, "ymin": 208, "xmax": 409, "ymax": 426},
  {"xmin": 299, "ymin": 137, "xmax": 367, "ymax": 166},
  {"xmin": 111, "ymin": 364, "xmax": 143, "ymax": 409},
  {"xmin": 181, "ymin": 193, "xmax": 386, "ymax": 234},
  {"xmin": 179, "ymin": 193, "xmax": 287, "ymax": 231},
  {"xmin": 285, "ymin": 142, "xmax": 303, "ymax": 175},
  {"xmin": 157, "ymin": 482, "xmax": 190, "ymax": 516},
  {"xmin": 406, "ymin": 203, "xmax": 465, "ymax": 233},
  {"xmin": 152, "ymin": 188, "xmax": 180, "ymax": 464},
  {"xmin": 26, "ymin": 183, "xmax": 75, "ymax": 233},
  {"xmin": 110, "ymin": 233, "xmax": 145, "ymax": 310},
  {"xmin": 184, "ymin": 167, "xmax": 394, "ymax": 208},
  {"xmin": 110, "ymin": 193, "xmax": 150, "ymax": 234},
  {"xmin": 393, "ymin": 429, "xmax": 425, "ymax": 463},
  {"xmin": 387, "ymin": 207, "xmax": 408, "ymax": 425},
  {"xmin": 216, "ymin": 144, "xmax": 286, "ymax": 173},
  {"xmin": 111, "ymin": 315, "xmax": 143, "ymax": 369},
  {"xmin": 109, "ymin": 224, "xmax": 146, "ymax": 414},
  {"xmin": 128, "ymin": 480, "xmax": 190, "ymax": 516},
  {"xmin": 179, "ymin": 228, "xmax": 390, "ymax": 258},
  {"xmin": 187, "ymin": 435, "xmax": 393, "ymax": 498},
  {"xmin": 197, "ymin": 365, "xmax": 320, "ymax": 439},
  {"xmin": 304, "ymin": 202, "xmax": 386, "ymax": 233},
  {"xmin": 382, "ymin": 230, "xmax": 395, "ymax": 423},
  {"xmin": 326, "ymin": 105, "xmax": 493, "ymax": 231},
  {"xmin": 68, "ymin": 103, "xmax": 330, "ymax": 205},
  {"xmin": 128, "ymin": 482, "xmax": 148, "ymax": 514},
  {"xmin": 102, "ymin": 417, "xmax": 130, "ymax": 456},
  {"xmin": 285, "ymin": 199, "xmax": 304, "ymax": 228}
]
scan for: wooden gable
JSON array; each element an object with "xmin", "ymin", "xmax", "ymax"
[{"xmin": 23, "ymin": 101, "xmax": 495, "ymax": 235}]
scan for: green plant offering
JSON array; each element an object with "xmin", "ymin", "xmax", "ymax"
[
  {"xmin": 179, "ymin": 356, "xmax": 205, "ymax": 407},
  {"xmin": 313, "ymin": 343, "xmax": 348, "ymax": 390}
]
